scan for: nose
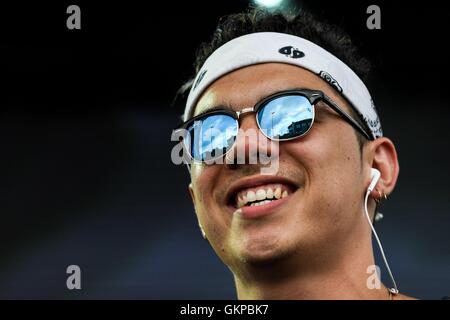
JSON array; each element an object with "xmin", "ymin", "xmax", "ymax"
[{"xmin": 224, "ymin": 112, "xmax": 279, "ymax": 169}]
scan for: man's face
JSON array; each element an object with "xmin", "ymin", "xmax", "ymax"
[{"xmin": 189, "ymin": 63, "xmax": 368, "ymax": 272}]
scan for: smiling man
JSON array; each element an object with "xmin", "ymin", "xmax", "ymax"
[{"xmin": 174, "ymin": 8, "xmax": 414, "ymax": 300}]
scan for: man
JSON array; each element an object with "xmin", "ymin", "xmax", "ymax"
[{"xmin": 174, "ymin": 8, "xmax": 414, "ymax": 300}]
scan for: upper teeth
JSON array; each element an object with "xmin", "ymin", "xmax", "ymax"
[{"xmin": 236, "ymin": 185, "xmax": 290, "ymax": 208}]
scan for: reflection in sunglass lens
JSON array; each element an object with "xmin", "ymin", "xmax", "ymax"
[
  {"xmin": 185, "ymin": 113, "xmax": 238, "ymax": 161},
  {"xmin": 257, "ymin": 95, "xmax": 314, "ymax": 139}
]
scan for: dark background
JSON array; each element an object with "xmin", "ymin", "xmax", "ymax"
[{"xmin": 0, "ymin": 0, "xmax": 449, "ymax": 299}]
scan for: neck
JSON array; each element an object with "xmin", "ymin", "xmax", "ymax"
[{"xmin": 233, "ymin": 222, "xmax": 389, "ymax": 300}]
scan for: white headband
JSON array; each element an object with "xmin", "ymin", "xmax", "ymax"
[{"xmin": 184, "ymin": 32, "xmax": 382, "ymax": 139}]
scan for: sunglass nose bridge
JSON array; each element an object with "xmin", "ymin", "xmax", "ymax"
[{"xmin": 236, "ymin": 107, "xmax": 256, "ymax": 119}]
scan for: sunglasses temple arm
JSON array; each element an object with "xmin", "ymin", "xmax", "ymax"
[{"xmin": 321, "ymin": 95, "xmax": 373, "ymax": 141}]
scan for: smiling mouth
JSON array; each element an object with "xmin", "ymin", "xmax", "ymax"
[{"xmin": 228, "ymin": 183, "xmax": 298, "ymax": 210}]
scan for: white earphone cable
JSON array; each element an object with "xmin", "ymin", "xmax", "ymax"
[{"xmin": 364, "ymin": 190, "xmax": 399, "ymax": 294}]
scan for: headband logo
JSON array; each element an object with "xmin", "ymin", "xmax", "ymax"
[
  {"xmin": 319, "ymin": 71, "xmax": 343, "ymax": 93},
  {"xmin": 193, "ymin": 69, "xmax": 207, "ymax": 90},
  {"xmin": 370, "ymin": 98, "xmax": 378, "ymax": 111},
  {"xmin": 278, "ymin": 46, "xmax": 305, "ymax": 59}
]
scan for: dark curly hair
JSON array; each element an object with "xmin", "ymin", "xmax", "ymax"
[
  {"xmin": 193, "ymin": 8, "xmax": 371, "ymax": 79},
  {"xmin": 176, "ymin": 6, "xmax": 373, "ymax": 149}
]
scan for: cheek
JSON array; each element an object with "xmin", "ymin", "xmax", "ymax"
[
  {"xmin": 190, "ymin": 164, "xmax": 228, "ymax": 235},
  {"xmin": 191, "ymin": 165, "xmax": 234, "ymax": 263},
  {"xmin": 283, "ymin": 127, "xmax": 362, "ymax": 226},
  {"xmin": 191, "ymin": 164, "xmax": 218, "ymax": 214},
  {"xmin": 288, "ymin": 123, "xmax": 360, "ymax": 183}
]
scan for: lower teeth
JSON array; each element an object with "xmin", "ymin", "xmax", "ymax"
[{"xmin": 249, "ymin": 199, "xmax": 273, "ymax": 207}]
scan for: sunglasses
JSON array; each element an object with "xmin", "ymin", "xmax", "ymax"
[{"xmin": 176, "ymin": 89, "xmax": 372, "ymax": 163}]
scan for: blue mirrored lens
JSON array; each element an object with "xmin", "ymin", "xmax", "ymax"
[
  {"xmin": 257, "ymin": 95, "xmax": 313, "ymax": 139},
  {"xmin": 186, "ymin": 113, "xmax": 237, "ymax": 161}
]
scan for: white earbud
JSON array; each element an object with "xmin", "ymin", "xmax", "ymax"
[
  {"xmin": 364, "ymin": 167, "xmax": 399, "ymax": 294},
  {"xmin": 368, "ymin": 168, "xmax": 381, "ymax": 193}
]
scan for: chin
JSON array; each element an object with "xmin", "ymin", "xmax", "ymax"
[{"xmin": 230, "ymin": 230, "xmax": 296, "ymax": 267}]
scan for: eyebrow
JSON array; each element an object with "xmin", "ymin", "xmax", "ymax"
[{"xmin": 194, "ymin": 105, "xmax": 232, "ymax": 118}]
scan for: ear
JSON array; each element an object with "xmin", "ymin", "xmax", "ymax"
[{"xmin": 367, "ymin": 137, "xmax": 400, "ymax": 198}]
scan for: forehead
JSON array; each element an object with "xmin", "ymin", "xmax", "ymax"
[{"xmin": 193, "ymin": 63, "xmax": 351, "ymax": 117}]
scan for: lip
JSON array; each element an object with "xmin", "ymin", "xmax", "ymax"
[
  {"xmin": 224, "ymin": 175, "xmax": 300, "ymax": 217},
  {"xmin": 234, "ymin": 193, "xmax": 294, "ymax": 219}
]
